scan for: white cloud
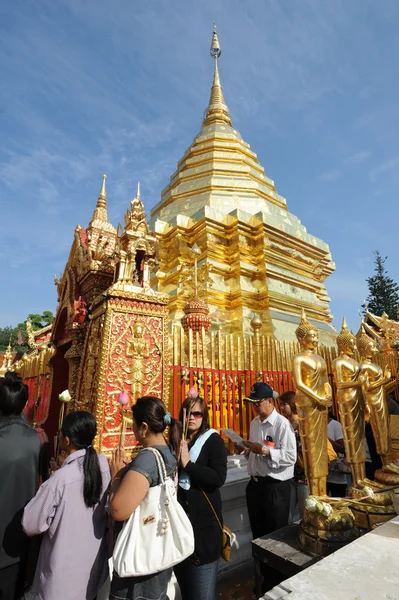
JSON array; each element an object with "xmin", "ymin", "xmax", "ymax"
[
  {"xmin": 320, "ymin": 169, "xmax": 340, "ymax": 182},
  {"xmin": 369, "ymin": 156, "xmax": 399, "ymax": 182},
  {"xmin": 346, "ymin": 150, "xmax": 371, "ymax": 165}
]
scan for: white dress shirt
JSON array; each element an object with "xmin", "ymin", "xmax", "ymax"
[
  {"xmin": 247, "ymin": 409, "xmax": 296, "ymax": 480},
  {"xmin": 327, "ymin": 419, "xmax": 347, "ymax": 485}
]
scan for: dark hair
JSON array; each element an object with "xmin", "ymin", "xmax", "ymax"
[
  {"xmin": 278, "ymin": 391, "xmax": 297, "ymax": 415},
  {"xmin": 0, "ymin": 374, "xmax": 28, "ymax": 416},
  {"xmin": 179, "ymin": 396, "xmax": 210, "ymax": 444},
  {"xmin": 4, "ymin": 371, "xmax": 22, "ymax": 383},
  {"xmin": 133, "ymin": 396, "xmax": 181, "ymax": 455},
  {"xmin": 61, "ymin": 411, "xmax": 102, "ymax": 508}
]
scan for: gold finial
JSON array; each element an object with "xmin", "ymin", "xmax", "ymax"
[
  {"xmin": 90, "ymin": 174, "xmax": 108, "ymax": 224},
  {"xmin": 124, "ymin": 181, "xmax": 146, "ymax": 228},
  {"xmin": 99, "ymin": 174, "xmax": 107, "ymax": 200},
  {"xmin": 203, "ymin": 23, "xmax": 232, "ymax": 127}
]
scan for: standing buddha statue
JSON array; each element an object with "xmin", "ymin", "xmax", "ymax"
[
  {"xmin": 332, "ymin": 318, "xmax": 366, "ymax": 488},
  {"xmin": 356, "ymin": 325, "xmax": 399, "ymax": 482},
  {"xmin": 292, "ymin": 309, "xmax": 332, "ymax": 496}
]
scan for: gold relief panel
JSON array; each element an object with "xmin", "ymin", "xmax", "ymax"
[
  {"xmin": 99, "ymin": 306, "xmax": 167, "ymax": 452},
  {"xmin": 75, "ymin": 318, "xmax": 103, "ymax": 413}
]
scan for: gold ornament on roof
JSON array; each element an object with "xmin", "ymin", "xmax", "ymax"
[
  {"xmin": 90, "ymin": 174, "xmax": 108, "ymax": 224},
  {"xmin": 295, "ymin": 308, "xmax": 314, "ymax": 342},
  {"xmin": 336, "ymin": 317, "xmax": 356, "ymax": 354},
  {"xmin": 203, "ymin": 23, "xmax": 231, "ymax": 127}
]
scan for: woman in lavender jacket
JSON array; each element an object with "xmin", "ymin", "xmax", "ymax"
[{"xmin": 22, "ymin": 411, "xmax": 111, "ymax": 600}]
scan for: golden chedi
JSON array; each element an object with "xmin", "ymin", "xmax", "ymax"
[
  {"xmin": 332, "ymin": 318, "xmax": 367, "ymax": 488},
  {"xmin": 151, "ymin": 25, "xmax": 336, "ymax": 343},
  {"xmin": 356, "ymin": 325, "xmax": 399, "ymax": 485},
  {"xmin": 292, "ymin": 308, "xmax": 332, "ymax": 497}
]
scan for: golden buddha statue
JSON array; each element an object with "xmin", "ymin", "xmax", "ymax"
[
  {"xmin": 332, "ymin": 318, "xmax": 366, "ymax": 488},
  {"xmin": 356, "ymin": 325, "xmax": 399, "ymax": 483},
  {"xmin": 292, "ymin": 309, "xmax": 332, "ymax": 496}
]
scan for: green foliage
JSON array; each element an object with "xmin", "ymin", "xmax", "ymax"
[
  {"xmin": 365, "ymin": 251, "xmax": 399, "ymax": 320},
  {"xmin": 0, "ymin": 311, "xmax": 55, "ymax": 353}
]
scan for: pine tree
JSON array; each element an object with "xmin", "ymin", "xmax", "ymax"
[{"xmin": 365, "ymin": 251, "xmax": 399, "ymax": 320}]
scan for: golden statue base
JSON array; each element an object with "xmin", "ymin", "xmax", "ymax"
[
  {"xmin": 298, "ymin": 504, "xmax": 362, "ymax": 558},
  {"xmin": 349, "ymin": 485, "xmax": 397, "ymax": 531},
  {"xmin": 374, "ymin": 468, "xmax": 399, "ymax": 487}
]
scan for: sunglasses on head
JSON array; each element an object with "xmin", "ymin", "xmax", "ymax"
[{"xmin": 190, "ymin": 411, "xmax": 203, "ymax": 418}]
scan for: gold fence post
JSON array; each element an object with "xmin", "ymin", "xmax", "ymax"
[{"xmin": 250, "ymin": 315, "xmax": 262, "ymax": 380}]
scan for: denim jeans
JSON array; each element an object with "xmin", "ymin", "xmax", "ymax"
[
  {"xmin": 288, "ymin": 480, "xmax": 308, "ymax": 524},
  {"xmin": 174, "ymin": 558, "xmax": 219, "ymax": 600}
]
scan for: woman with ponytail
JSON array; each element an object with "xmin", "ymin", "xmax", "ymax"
[
  {"xmin": 109, "ymin": 396, "xmax": 181, "ymax": 600},
  {"xmin": 22, "ymin": 411, "xmax": 110, "ymax": 600}
]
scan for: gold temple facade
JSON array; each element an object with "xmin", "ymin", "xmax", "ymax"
[{"xmin": 151, "ymin": 26, "xmax": 336, "ymax": 345}]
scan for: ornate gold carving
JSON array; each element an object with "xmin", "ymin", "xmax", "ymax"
[
  {"xmin": 126, "ymin": 321, "xmax": 150, "ymax": 402},
  {"xmin": 26, "ymin": 317, "xmax": 36, "ymax": 349}
]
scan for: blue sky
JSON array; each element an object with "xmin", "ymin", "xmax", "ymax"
[{"xmin": 1, "ymin": 0, "xmax": 399, "ymax": 333}]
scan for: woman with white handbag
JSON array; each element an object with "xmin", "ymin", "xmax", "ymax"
[{"xmin": 108, "ymin": 396, "xmax": 194, "ymax": 600}]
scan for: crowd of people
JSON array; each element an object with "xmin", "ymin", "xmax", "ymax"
[{"xmin": 1, "ymin": 372, "xmax": 395, "ymax": 600}]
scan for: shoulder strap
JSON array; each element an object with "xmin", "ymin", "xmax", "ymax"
[
  {"xmin": 142, "ymin": 447, "xmax": 167, "ymax": 484},
  {"xmin": 189, "ymin": 429, "xmax": 218, "ymax": 463},
  {"xmin": 200, "ymin": 489, "xmax": 223, "ymax": 533}
]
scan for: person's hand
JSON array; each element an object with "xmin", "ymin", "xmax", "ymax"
[
  {"xmin": 180, "ymin": 440, "xmax": 190, "ymax": 468},
  {"xmin": 243, "ymin": 441, "xmax": 265, "ymax": 455},
  {"xmin": 234, "ymin": 443, "xmax": 249, "ymax": 456},
  {"xmin": 110, "ymin": 446, "xmax": 128, "ymax": 480}
]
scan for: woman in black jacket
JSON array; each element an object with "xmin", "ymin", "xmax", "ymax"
[{"xmin": 174, "ymin": 395, "xmax": 227, "ymax": 600}]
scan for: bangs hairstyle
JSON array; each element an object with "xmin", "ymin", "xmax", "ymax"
[
  {"xmin": 179, "ymin": 396, "xmax": 210, "ymax": 441},
  {"xmin": 278, "ymin": 390, "xmax": 297, "ymax": 415}
]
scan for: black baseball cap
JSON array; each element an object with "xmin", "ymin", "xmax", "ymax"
[{"xmin": 244, "ymin": 382, "xmax": 274, "ymax": 404}]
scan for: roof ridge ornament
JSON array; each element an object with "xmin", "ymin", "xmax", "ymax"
[
  {"xmin": 89, "ymin": 174, "xmax": 108, "ymax": 225},
  {"xmin": 203, "ymin": 23, "xmax": 232, "ymax": 127}
]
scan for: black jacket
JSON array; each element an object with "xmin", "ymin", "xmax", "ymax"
[
  {"xmin": 0, "ymin": 416, "xmax": 44, "ymax": 568},
  {"xmin": 178, "ymin": 432, "xmax": 227, "ymax": 564}
]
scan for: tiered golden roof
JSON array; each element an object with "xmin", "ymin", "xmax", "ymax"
[{"xmin": 151, "ymin": 25, "xmax": 336, "ymax": 343}]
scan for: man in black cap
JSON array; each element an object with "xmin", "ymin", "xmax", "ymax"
[{"xmin": 243, "ymin": 382, "xmax": 296, "ymax": 541}]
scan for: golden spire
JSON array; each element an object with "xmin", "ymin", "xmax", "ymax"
[
  {"xmin": 203, "ymin": 23, "xmax": 232, "ymax": 127},
  {"xmin": 124, "ymin": 181, "xmax": 146, "ymax": 227},
  {"xmin": 90, "ymin": 174, "xmax": 108, "ymax": 223}
]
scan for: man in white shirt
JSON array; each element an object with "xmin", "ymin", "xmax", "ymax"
[
  {"xmin": 243, "ymin": 382, "xmax": 296, "ymax": 540},
  {"xmin": 327, "ymin": 414, "xmax": 347, "ymax": 497}
]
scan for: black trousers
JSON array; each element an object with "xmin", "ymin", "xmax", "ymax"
[
  {"xmin": 327, "ymin": 482, "xmax": 347, "ymax": 498},
  {"xmin": 0, "ymin": 562, "xmax": 25, "ymax": 600},
  {"xmin": 246, "ymin": 477, "xmax": 292, "ymax": 540}
]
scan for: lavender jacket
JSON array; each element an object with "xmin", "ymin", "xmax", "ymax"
[{"xmin": 22, "ymin": 450, "xmax": 111, "ymax": 600}]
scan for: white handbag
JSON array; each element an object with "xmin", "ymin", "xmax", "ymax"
[{"xmin": 113, "ymin": 447, "xmax": 195, "ymax": 577}]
